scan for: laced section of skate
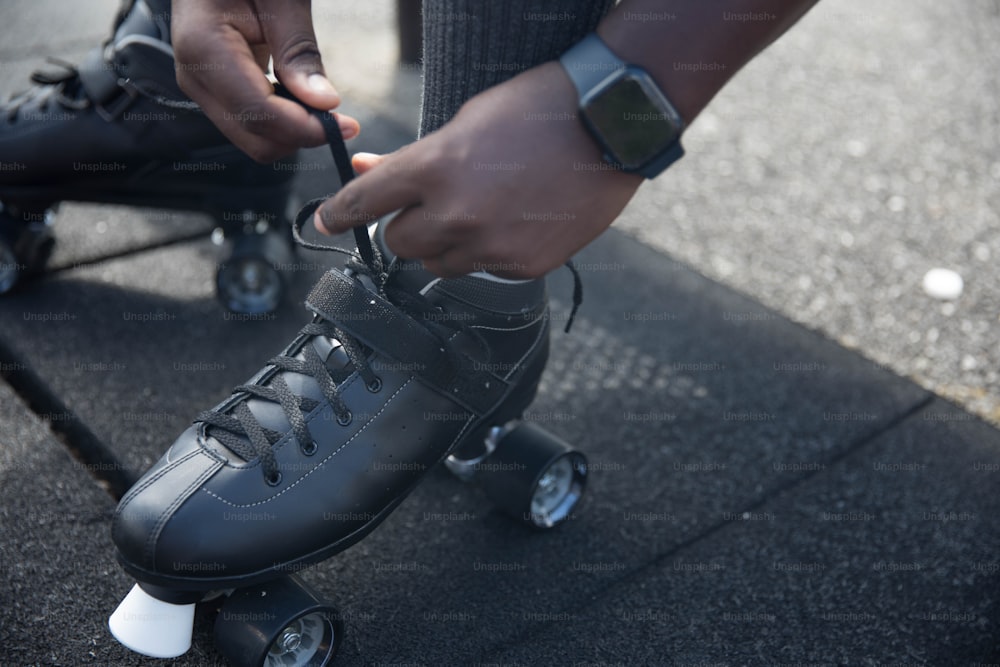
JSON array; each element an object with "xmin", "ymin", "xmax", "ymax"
[
  {"xmin": 2, "ymin": 0, "xmax": 133, "ymax": 122},
  {"xmin": 195, "ymin": 89, "xmax": 583, "ymax": 485},
  {"xmin": 196, "ymin": 255, "xmax": 449, "ymax": 485},
  {"xmin": 3, "ymin": 59, "xmax": 90, "ymax": 122},
  {"xmin": 197, "ymin": 223, "xmax": 498, "ymax": 485}
]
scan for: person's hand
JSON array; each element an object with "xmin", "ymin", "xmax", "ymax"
[
  {"xmin": 314, "ymin": 61, "xmax": 643, "ymax": 279},
  {"xmin": 171, "ymin": 0, "xmax": 359, "ymax": 162}
]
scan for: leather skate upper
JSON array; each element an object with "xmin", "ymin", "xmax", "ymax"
[
  {"xmin": 110, "ymin": 87, "xmax": 564, "ymax": 586},
  {"xmin": 112, "ymin": 255, "xmax": 550, "ymax": 585}
]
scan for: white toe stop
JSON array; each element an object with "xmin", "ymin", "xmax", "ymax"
[{"xmin": 109, "ymin": 584, "xmax": 196, "ymax": 658}]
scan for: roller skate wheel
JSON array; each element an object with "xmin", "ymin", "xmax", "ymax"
[
  {"xmin": 0, "ymin": 209, "xmax": 56, "ymax": 293},
  {"xmin": 214, "ymin": 575, "xmax": 341, "ymax": 667},
  {"xmin": 525, "ymin": 450, "xmax": 586, "ymax": 527},
  {"xmin": 0, "ymin": 238, "xmax": 19, "ymax": 293},
  {"xmin": 108, "ymin": 583, "xmax": 196, "ymax": 658},
  {"xmin": 218, "ymin": 256, "xmax": 282, "ymax": 313},
  {"xmin": 265, "ymin": 612, "xmax": 330, "ymax": 666},
  {"xmin": 475, "ymin": 422, "xmax": 587, "ymax": 528},
  {"xmin": 531, "ymin": 456, "xmax": 578, "ymax": 520},
  {"xmin": 216, "ymin": 229, "xmax": 293, "ymax": 314}
]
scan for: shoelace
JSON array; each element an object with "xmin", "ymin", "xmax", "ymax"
[
  {"xmin": 196, "ymin": 98, "xmax": 464, "ymax": 484},
  {"xmin": 197, "ymin": 247, "xmax": 478, "ymax": 486},
  {"xmin": 197, "ymin": 91, "xmax": 583, "ymax": 485}
]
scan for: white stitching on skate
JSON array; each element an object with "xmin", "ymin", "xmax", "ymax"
[
  {"xmin": 470, "ymin": 317, "xmax": 544, "ymax": 333},
  {"xmin": 115, "ymin": 449, "xmax": 203, "ymax": 559},
  {"xmin": 117, "ymin": 449, "xmax": 199, "ymax": 508},
  {"xmin": 443, "ymin": 313, "xmax": 547, "ymax": 381},
  {"xmin": 503, "ymin": 323, "xmax": 547, "ymax": 381},
  {"xmin": 148, "ymin": 458, "xmax": 224, "ymax": 568},
  {"xmin": 201, "ymin": 378, "xmax": 414, "ymax": 508},
  {"xmin": 444, "ymin": 416, "xmax": 474, "ymax": 460}
]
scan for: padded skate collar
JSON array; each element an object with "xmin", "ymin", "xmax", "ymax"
[
  {"xmin": 77, "ymin": 38, "xmax": 191, "ymax": 122},
  {"xmin": 77, "ymin": 47, "xmax": 135, "ymax": 120},
  {"xmin": 306, "ymin": 270, "xmax": 509, "ymax": 415},
  {"xmin": 113, "ymin": 36, "xmax": 192, "ymax": 107}
]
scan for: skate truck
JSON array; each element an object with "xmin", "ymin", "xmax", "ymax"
[
  {"xmin": 0, "ymin": 0, "xmax": 299, "ymax": 313},
  {"xmin": 107, "ymin": 92, "xmax": 589, "ymax": 665}
]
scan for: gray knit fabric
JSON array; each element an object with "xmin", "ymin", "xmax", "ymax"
[{"xmin": 419, "ymin": 0, "xmax": 615, "ymax": 136}]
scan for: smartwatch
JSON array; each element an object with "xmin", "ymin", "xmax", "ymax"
[{"xmin": 559, "ymin": 33, "xmax": 685, "ymax": 179}]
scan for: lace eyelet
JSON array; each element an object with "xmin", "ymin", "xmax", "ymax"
[
  {"xmin": 265, "ymin": 471, "xmax": 282, "ymax": 487},
  {"xmin": 366, "ymin": 377, "xmax": 382, "ymax": 393},
  {"xmin": 301, "ymin": 440, "xmax": 318, "ymax": 456},
  {"xmin": 337, "ymin": 411, "xmax": 353, "ymax": 427}
]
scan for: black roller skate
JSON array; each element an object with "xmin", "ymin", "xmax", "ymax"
[
  {"xmin": 108, "ymin": 106, "xmax": 588, "ymax": 665},
  {"xmin": 0, "ymin": 0, "xmax": 299, "ymax": 313}
]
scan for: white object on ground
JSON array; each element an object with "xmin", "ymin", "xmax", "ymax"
[{"xmin": 922, "ymin": 268, "xmax": 964, "ymax": 300}]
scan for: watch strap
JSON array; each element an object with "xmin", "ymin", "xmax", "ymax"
[
  {"xmin": 559, "ymin": 33, "xmax": 626, "ymax": 97},
  {"xmin": 637, "ymin": 137, "xmax": 685, "ymax": 180}
]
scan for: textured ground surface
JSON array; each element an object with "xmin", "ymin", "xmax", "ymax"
[{"xmin": 617, "ymin": 0, "xmax": 1000, "ymax": 424}]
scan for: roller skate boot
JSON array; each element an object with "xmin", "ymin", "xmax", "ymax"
[
  {"xmin": 108, "ymin": 110, "xmax": 588, "ymax": 665},
  {"xmin": 0, "ymin": 0, "xmax": 298, "ymax": 312}
]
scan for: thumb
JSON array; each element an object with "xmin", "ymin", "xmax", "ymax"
[
  {"xmin": 259, "ymin": 0, "xmax": 340, "ymax": 110},
  {"xmin": 352, "ymin": 152, "xmax": 387, "ymax": 174}
]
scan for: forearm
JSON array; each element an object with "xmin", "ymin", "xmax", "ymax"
[{"xmin": 597, "ymin": 0, "xmax": 821, "ymax": 124}]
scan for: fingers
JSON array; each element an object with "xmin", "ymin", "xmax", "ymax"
[
  {"xmin": 313, "ymin": 147, "xmax": 537, "ymax": 279},
  {"xmin": 381, "ymin": 206, "xmax": 455, "ymax": 260},
  {"xmin": 316, "ymin": 152, "xmax": 453, "ymax": 265},
  {"xmin": 256, "ymin": 0, "xmax": 341, "ymax": 112},
  {"xmin": 172, "ymin": 0, "xmax": 357, "ymax": 162},
  {"xmin": 351, "ymin": 152, "xmax": 386, "ymax": 174},
  {"xmin": 382, "ymin": 209, "xmax": 532, "ymax": 278},
  {"xmin": 420, "ymin": 251, "xmax": 467, "ymax": 280},
  {"xmin": 314, "ymin": 149, "xmax": 424, "ymax": 235},
  {"xmin": 415, "ymin": 239, "xmax": 539, "ymax": 280}
]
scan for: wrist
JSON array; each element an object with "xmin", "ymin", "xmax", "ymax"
[
  {"xmin": 595, "ymin": 22, "xmax": 707, "ymax": 127},
  {"xmin": 557, "ymin": 35, "xmax": 685, "ymax": 179},
  {"xmin": 595, "ymin": 0, "xmax": 822, "ymax": 126},
  {"xmin": 524, "ymin": 62, "xmax": 645, "ymax": 196}
]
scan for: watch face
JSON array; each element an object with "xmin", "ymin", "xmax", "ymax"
[{"xmin": 581, "ymin": 70, "xmax": 681, "ymax": 170}]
